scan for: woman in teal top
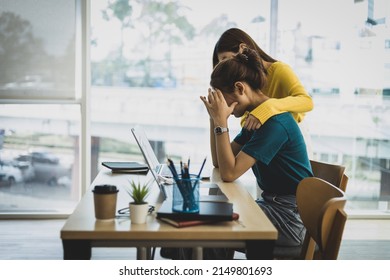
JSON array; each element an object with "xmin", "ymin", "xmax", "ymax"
[
  {"xmin": 234, "ymin": 113, "xmax": 310, "ymax": 196},
  {"xmin": 201, "ymin": 47, "xmax": 313, "ymax": 255}
]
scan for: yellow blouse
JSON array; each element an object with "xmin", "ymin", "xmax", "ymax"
[{"xmin": 241, "ymin": 61, "xmax": 314, "ymax": 126}]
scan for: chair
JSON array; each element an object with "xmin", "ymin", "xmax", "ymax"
[
  {"xmin": 298, "ymin": 177, "xmax": 347, "ymax": 259},
  {"xmin": 309, "ymin": 160, "xmax": 348, "ymax": 192},
  {"xmin": 272, "ymin": 160, "xmax": 348, "ymax": 259},
  {"xmin": 237, "ymin": 160, "xmax": 349, "ymax": 260},
  {"xmin": 339, "ymin": 173, "xmax": 349, "ymax": 193},
  {"xmin": 273, "ymin": 177, "xmax": 347, "ymax": 260}
]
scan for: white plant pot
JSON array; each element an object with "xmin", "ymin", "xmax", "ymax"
[{"xmin": 129, "ymin": 203, "xmax": 149, "ymax": 224}]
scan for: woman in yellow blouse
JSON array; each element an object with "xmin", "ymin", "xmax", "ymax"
[{"xmin": 213, "ymin": 28, "xmax": 313, "ymax": 130}]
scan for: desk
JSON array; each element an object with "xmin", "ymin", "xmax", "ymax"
[{"xmin": 61, "ymin": 168, "xmax": 277, "ymax": 260}]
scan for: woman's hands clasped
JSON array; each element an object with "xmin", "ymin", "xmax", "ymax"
[{"xmin": 200, "ymin": 88, "xmax": 237, "ymax": 125}]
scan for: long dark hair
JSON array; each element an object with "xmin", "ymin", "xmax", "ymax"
[
  {"xmin": 212, "ymin": 28, "xmax": 277, "ymax": 68},
  {"xmin": 210, "ymin": 48, "xmax": 266, "ymax": 94}
]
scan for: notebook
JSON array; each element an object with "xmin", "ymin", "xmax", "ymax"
[
  {"xmin": 102, "ymin": 161, "xmax": 148, "ymax": 173},
  {"xmin": 131, "ymin": 126, "xmax": 228, "ymax": 203}
]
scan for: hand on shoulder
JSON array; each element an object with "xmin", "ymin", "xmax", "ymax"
[{"xmin": 243, "ymin": 114, "xmax": 262, "ymax": 130}]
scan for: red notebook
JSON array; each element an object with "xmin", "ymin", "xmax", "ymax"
[{"xmin": 158, "ymin": 212, "xmax": 239, "ymax": 228}]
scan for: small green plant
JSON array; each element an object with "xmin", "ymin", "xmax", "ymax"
[{"xmin": 125, "ymin": 179, "xmax": 151, "ymax": 205}]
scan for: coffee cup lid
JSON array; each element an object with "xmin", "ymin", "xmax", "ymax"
[{"xmin": 92, "ymin": 184, "xmax": 118, "ymax": 194}]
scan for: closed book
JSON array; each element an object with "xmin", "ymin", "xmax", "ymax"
[
  {"xmin": 102, "ymin": 162, "xmax": 149, "ymax": 174},
  {"xmin": 158, "ymin": 212, "xmax": 239, "ymax": 228}
]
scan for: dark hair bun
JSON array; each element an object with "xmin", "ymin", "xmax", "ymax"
[
  {"xmin": 236, "ymin": 52, "xmax": 249, "ymax": 62},
  {"xmin": 211, "ymin": 46, "xmax": 265, "ymax": 93},
  {"xmin": 236, "ymin": 48, "xmax": 262, "ymax": 72}
]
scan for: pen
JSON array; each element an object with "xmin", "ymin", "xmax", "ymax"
[
  {"xmin": 167, "ymin": 158, "xmax": 179, "ymax": 179},
  {"xmin": 183, "ymin": 163, "xmax": 190, "ymax": 179},
  {"xmin": 192, "ymin": 157, "xmax": 206, "ymax": 192},
  {"xmin": 196, "ymin": 157, "xmax": 207, "ymax": 178}
]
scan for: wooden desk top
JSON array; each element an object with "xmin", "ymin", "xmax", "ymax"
[{"xmin": 61, "ymin": 168, "xmax": 277, "ymax": 241}]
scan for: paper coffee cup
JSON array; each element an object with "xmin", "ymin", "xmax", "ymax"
[{"xmin": 92, "ymin": 185, "xmax": 119, "ymax": 220}]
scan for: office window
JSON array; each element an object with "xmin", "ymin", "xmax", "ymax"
[
  {"xmin": 91, "ymin": 0, "xmax": 390, "ymax": 215},
  {"xmin": 90, "ymin": 0, "xmax": 267, "ymax": 178},
  {"xmin": 0, "ymin": 1, "xmax": 76, "ymax": 100},
  {"xmin": 0, "ymin": 0, "xmax": 82, "ymax": 215},
  {"xmin": 0, "ymin": 104, "xmax": 80, "ymax": 214},
  {"xmin": 279, "ymin": 0, "xmax": 390, "ymax": 213}
]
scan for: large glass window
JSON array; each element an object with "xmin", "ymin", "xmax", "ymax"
[
  {"xmin": 276, "ymin": 0, "xmax": 390, "ymax": 213},
  {"xmin": 1, "ymin": 0, "xmax": 386, "ymax": 216},
  {"xmin": 90, "ymin": 0, "xmax": 267, "ymax": 177},
  {"xmin": 0, "ymin": 1, "xmax": 76, "ymax": 99},
  {"xmin": 90, "ymin": 0, "xmax": 390, "ymax": 215},
  {"xmin": 0, "ymin": 0, "xmax": 81, "ymax": 215},
  {"xmin": 0, "ymin": 105, "xmax": 80, "ymax": 213}
]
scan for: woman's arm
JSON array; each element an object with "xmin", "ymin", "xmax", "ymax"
[
  {"xmin": 249, "ymin": 93, "xmax": 313, "ymax": 124},
  {"xmin": 214, "ymin": 132, "xmax": 255, "ymax": 182},
  {"xmin": 208, "ymin": 112, "xmax": 243, "ymax": 169},
  {"xmin": 201, "ymin": 90, "xmax": 253, "ymax": 181},
  {"xmin": 242, "ymin": 63, "xmax": 314, "ymax": 126},
  {"xmin": 205, "ymin": 90, "xmax": 242, "ymax": 168},
  {"xmin": 209, "ymin": 118, "xmax": 218, "ymax": 167}
]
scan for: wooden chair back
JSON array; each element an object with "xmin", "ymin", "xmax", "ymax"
[
  {"xmin": 310, "ymin": 160, "xmax": 348, "ymax": 192},
  {"xmin": 339, "ymin": 174, "xmax": 349, "ymax": 193},
  {"xmin": 297, "ymin": 177, "xmax": 347, "ymax": 260},
  {"xmin": 273, "ymin": 161, "xmax": 349, "ymax": 260}
]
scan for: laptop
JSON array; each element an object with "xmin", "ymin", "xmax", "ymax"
[
  {"xmin": 131, "ymin": 126, "xmax": 228, "ymax": 203},
  {"xmin": 131, "ymin": 126, "xmax": 212, "ymax": 179}
]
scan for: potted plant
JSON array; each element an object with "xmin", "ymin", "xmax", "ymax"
[{"xmin": 125, "ymin": 179, "xmax": 151, "ymax": 224}]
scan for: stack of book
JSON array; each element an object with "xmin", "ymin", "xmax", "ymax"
[
  {"xmin": 156, "ymin": 201, "xmax": 239, "ymax": 228},
  {"xmin": 158, "ymin": 212, "xmax": 239, "ymax": 228}
]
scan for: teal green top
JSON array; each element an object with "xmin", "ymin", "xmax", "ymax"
[{"xmin": 234, "ymin": 112, "xmax": 312, "ymax": 195}]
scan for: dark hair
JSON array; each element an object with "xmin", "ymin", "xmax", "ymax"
[
  {"xmin": 212, "ymin": 28, "xmax": 277, "ymax": 68},
  {"xmin": 210, "ymin": 48, "xmax": 266, "ymax": 94}
]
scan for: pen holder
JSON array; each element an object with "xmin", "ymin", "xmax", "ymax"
[{"xmin": 172, "ymin": 177, "xmax": 200, "ymax": 213}]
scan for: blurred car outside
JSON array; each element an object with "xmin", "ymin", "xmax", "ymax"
[
  {"xmin": 12, "ymin": 156, "xmax": 35, "ymax": 182},
  {"xmin": 29, "ymin": 150, "xmax": 60, "ymax": 164},
  {"xmin": 14, "ymin": 150, "xmax": 71, "ymax": 186},
  {"xmin": 0, "ymin": 160, "xmax": 24, "ymax": 187}
]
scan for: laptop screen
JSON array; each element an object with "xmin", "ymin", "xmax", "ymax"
[
  {"xmin": 131, "ymin": 126, "xmax": 168, "ymax": 200},
  {"xmin": 131, "ymin": 126, "xmax": 160, "ymax": 170}
]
